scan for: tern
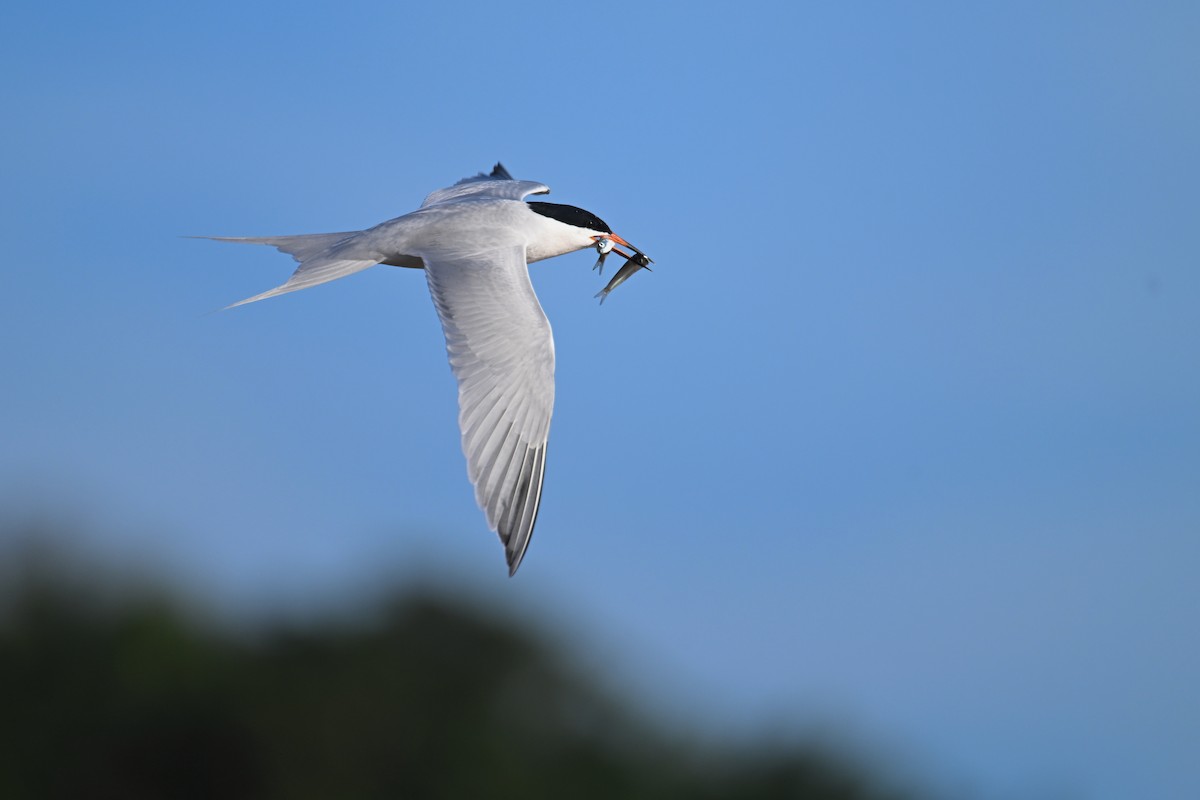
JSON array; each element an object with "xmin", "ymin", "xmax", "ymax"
[{"xmin": 202, "ymin": 164, "xmax": 651, "ymax": 575}]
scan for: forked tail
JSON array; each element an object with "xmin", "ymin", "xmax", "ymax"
[{"xmin": 197, "ymin": 232, "xmax": 383, "ymax": 307}]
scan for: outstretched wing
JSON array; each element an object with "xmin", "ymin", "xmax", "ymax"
[
  {"xmin": 421, "ymin": 163, "xmax": 550, "ymax": 209},
  {"xmin": 423, "ymin": 244, "xmax": 554, "ymax": 575}
]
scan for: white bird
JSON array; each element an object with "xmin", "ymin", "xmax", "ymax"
[{"xmin": 202, "ymin": 164, "xmax": 651, "ymax": 575}]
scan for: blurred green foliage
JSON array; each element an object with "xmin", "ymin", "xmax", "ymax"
[{"xmin": 0, "ymin": 529, "xmax": 921, "ymax": 800}]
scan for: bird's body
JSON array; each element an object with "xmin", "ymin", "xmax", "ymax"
[{"xmin": 203, "ymin": 165, "xmax": 649, "ymax": 575}]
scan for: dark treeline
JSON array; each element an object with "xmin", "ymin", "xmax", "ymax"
[{"xmin": 0, "ymin": 527, "xmax": 923, "ymax": 800}]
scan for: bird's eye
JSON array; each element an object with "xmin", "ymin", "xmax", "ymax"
[{"xmin": 595, "ymin": 238, "xmax": 613, "ymax": 255}]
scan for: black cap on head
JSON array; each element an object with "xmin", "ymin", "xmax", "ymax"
[{"xmin": 527, "ymin": 202, "xmax": 611, "ymax": 234}]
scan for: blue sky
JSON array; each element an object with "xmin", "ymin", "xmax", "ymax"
[{"xmin": 3, "ymin": 2, "xmax": 1198, "ymax": 797}]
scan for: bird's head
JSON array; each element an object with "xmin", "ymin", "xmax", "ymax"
[{"xmin": 526, "ymin": 201, "xmax": 652, "ymax": 302}]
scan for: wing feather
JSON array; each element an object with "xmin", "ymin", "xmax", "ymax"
[
  {"xmin": 423, "ymin": 244, "xmax": 554, "ymax": 575},
  {"xmin": 420, "ymin": 165, "xmax": 550, "ymax": 208}
]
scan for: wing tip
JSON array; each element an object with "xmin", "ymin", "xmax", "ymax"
[
  {"xmin": 499, "ymin": 443, "xmax": 546, "ymax": 577},
  {"xmin": 504, "ymin": 529, "xmax": 534, "ymax": 577}
]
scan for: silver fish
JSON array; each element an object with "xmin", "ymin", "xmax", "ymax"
[
  {"xmin": 595, "ymin": 251, "xmax": 652, "ymax": 305},
  {"xmin": 593, "ymin": 237, "xmax": 613, "ymax": 275}
]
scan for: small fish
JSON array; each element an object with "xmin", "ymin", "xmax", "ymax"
[
  {"xmin": 595, "ymin": 251, "xmax": 652, "ymax": 305},
  {"xmin": 593, "ymin": 237, "xmax": 613, "ymax": 275}
]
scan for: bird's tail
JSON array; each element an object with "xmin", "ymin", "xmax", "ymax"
[{"xmin": 197, "ymin": 232, "xmax": 383, "ymax": 308}]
